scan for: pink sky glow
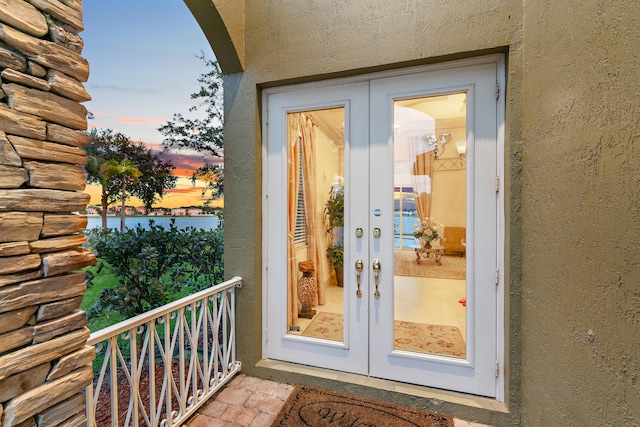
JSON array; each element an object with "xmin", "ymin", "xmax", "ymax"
[{"xmin": 118, "ymin": 116, "xmax": 167, "ymax": 125}]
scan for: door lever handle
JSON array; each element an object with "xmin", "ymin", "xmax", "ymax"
[
  {"xmin": 355, "ymin": 259, "xmax": 363, "ymax": 298},
  {"xmin": 372, "ymin": 259, "xmax": 381, "ymax": 299}
]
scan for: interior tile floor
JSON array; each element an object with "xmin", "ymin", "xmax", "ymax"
[
  {"xmin": 184, "ymin": 374, "xmax": 494, "ymax": 427},
  {"xmin": 293, "ymin": 264, "xmax": 467, "ymax": 341}
]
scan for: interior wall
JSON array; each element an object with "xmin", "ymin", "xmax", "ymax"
[
  {"xmin": 431, "ymin": 170, "xmax": 466, "ymax": 228},
  {"xmin": 431, "ymin": 119, "xmax": 467, "ymax": 229}
]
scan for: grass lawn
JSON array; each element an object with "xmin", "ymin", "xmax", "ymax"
[
  {"xmin": 81, "ymin": 264, "xmax": 125, "ymax": 332},
  {"xmin": 81, "ymin": 264, "xmax": 209, "ymax": 332}
]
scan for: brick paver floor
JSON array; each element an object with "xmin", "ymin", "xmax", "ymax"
[
  {"xmin": 184, "ymin": 374, "xmax": 493, "ymax": 427},
  {"xmin": 185, "ymin": 375, "xmax": 294, "ymax": 427}
]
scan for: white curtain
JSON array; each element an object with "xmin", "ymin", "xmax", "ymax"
[
  {"xmin": 410, "ymin": 136, "xmax": 433, "ymax": 221},
  {"xmin": 299, "ymin": 115, "xmax": 327, "ymax": 307}
]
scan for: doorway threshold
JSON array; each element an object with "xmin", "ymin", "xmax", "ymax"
[{"xmin": 255, "ymin": 359, "xmax": 511, "ymax": 423}]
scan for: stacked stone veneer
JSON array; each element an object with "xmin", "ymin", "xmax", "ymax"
[{"xmin": 0, "ymin": 1, "xmax": 96, "ymax": 427}]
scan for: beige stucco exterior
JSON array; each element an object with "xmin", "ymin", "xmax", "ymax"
[{"xmin": 189, "ymin": 0, "xmax": 640, "ymax": 425}]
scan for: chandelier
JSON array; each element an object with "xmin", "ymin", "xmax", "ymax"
[{"xmin": 422, "ymin": 133, "xmax": 452, "ymax": 160}]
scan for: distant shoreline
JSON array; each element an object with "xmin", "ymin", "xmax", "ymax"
[
  {"xmin": 84, "ymin": 214, "xmax": 218, "ymax": 217},
  {"xmin": 85, "ymin": 215, "xmax": 221, "ymax": 231}
]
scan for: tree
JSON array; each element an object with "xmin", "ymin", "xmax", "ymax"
[
  {"xmin": 159, "ymin": 53, "xmax": 224, "ymax": 203},
  {"xmin": 83, "ymin": 128, "xmax": 178, "ymax": 229},
  {"xmin": 84, "ymin": 129, "xmax": 129, "ymax": 229},
  {"xmin": 123, "ymin": 142, "xmax": 177, "ymax": 213},
  {"xmin": 101, "ymin": 158, "xmax": 141, "ymax": 231}
]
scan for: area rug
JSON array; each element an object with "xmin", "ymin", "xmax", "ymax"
[
  {"xmin": 272, "ymin": 384, "xmax": 453, "ymax": 427},
  {"xmin": 394, "ymin": 251, "xmax": 466, "ymax": 280},
  {"xmin": 302, "ymin": 312, "xmax": 466, "ymax": 358}
]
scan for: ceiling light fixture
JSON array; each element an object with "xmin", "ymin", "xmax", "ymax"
[{"xmin": 422, "ymin": 133, "xmax": 452, "ymax": 160}]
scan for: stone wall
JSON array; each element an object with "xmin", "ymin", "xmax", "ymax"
[{"xmin": 0, "ymin": 1, "xmax": 95, "ymax": 427}]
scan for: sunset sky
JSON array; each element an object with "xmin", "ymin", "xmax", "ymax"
[{"xmin": 82, "ymin": 0, "xmax": 222, "ymax": 208}]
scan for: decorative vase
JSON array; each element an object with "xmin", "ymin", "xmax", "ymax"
[
  {"xmin": 421, "ymin": 238, "xmax": 432, "ymax": 250},
  {"xmin": 297, "ymin": 260, "xmax": 317, "ymax": 319}
]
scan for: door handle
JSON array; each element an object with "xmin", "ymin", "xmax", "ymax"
[
  {"xmin": 372, "ymin": 259, "xmax": 381, "ymax": 299},
  {"xmin": 373, "ymin": 227, "xmax": 381, "ymax": 238},
  {"xmin": 355, "ymin": 259, "xmax": 363, "ymax": 298}
]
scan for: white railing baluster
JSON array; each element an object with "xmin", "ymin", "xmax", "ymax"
[
  {"xmin": 129, "ymin": 328, "xmax": 140, "ymax": 427},
  {"xmin": 229, "ymin": 292, "xmax": 238, "ymax": 365},
  {"xmin": 86, "ymin": 372, "xmax": 95, "ymax": 427},
  {"xmin": 110, "ymin": 337, "xmax": 119, "ymax": 427},
  {"xmin": 149, "ymin": 321, "xmax": 157, "ymax": 427},
  {"xmin": 203, "ymin": 299, "xmax": 209, "ymax": 392},
  {"xmin": 178, "ymin": 307, "xmax": 185, "ymax": 418},
  {"xmin": 139, "ymin": 324, "xmax": 152, "ymax": 426},
  {"xmin": 86, "ymin": 277, "xmax": 242, "ymax": 427},
  {"xmin": 163, "ymin": 313, "xmax": 171, "ymax": 425}
]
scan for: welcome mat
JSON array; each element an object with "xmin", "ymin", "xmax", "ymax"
[
  {"xmin": 394, "ymin": 251, "xmax": 466, "ymax": 280},
  {"xmin": 302, "ymin": 312, "xmax": 466, "ymax": 358},
  {"xmin": 272, "ymin": 384, "xmax": 454, "ymax": 427}
]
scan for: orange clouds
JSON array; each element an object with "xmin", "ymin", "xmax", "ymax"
[
  {"xmin": 141, "ymin": 141, "xmax": 163, "ymax": 151},
  {"xmin": 166, "ymin": 187, "xmax": 206, "ymax": 194},
  {"xmin": 135, "ymin": 142, "xmax": 222, "ymax": 179},
  {"xmin": 85, "ymin": 176, "xmax": 223, "ymax": 209},
  {"xmin": 160, "ymin": 152, "xmax": 222, "ymax": 178}
]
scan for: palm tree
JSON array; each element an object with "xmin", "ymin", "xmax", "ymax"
[
  {"xmin": 84, "ymin": 129, "xmax": 177, "ymax": 230},
  {"xmin": 101, "ymin": 158, "xmax": 142, "ymax": 231},
  {"xmin": 85, "ymin": 154, "xmax": 110, "ymax": 229}
]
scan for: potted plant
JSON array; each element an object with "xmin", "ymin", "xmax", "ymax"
[
  {"xmin": 325, "ymin": 184, "xmax": 344, "ymax": 286},
  {"xmin": 413, "ymin": 217, "xmax": 444, "ymax": 249},
  {"xmin": 325, "ymin": 245, "xmax": 344, "ymax": 287},
  {"xmin": 325, "ymin": 184, "xmax": 344, "ymax": 244}
]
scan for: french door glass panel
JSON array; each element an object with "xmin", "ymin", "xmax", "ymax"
[
  {"xmin": 285, "ymin": 107, "xmax": 345, "ymax": 342},
  {"xmin": 265, "ymin": 59, "xmax": 501, "ymax": 397},
  {"xmin": 392, "ymin": 93, "xmax": 467, "ymax": 358},
  {"xmin": 368, "ymin": 63, "xmax": 498, "ymax": 397},
  {"xmin": 265, "ymin": 82, "xmax": 369, "ymax": 375}
]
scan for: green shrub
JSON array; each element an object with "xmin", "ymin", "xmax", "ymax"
[{"xmin": 84, "ymin": 219, "xmax": 223, "ymax": 319}]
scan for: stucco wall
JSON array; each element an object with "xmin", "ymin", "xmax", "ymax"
[
  {"xmin": 520, "ymin": 1, "xmax": 640, "ymax": 425},
  {"xmin": 196, "ymin": 0, "xmax": 640, "ymax": 425},
  {"xmin": 209, "ymin": 1, "xmax": 523, "ymax": 425},
  {"xmin": 184, "ymin": 0, "xmax": 245, "ymax": 73}
]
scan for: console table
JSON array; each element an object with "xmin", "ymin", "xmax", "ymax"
[{"xmin": 409, "ymin": 242, "xmax": 444, "ymax": 265}]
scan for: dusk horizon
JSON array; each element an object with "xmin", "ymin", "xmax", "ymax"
[{"xmin": 82, "ymin": 1, "xmax": 220, "ymax": 210}]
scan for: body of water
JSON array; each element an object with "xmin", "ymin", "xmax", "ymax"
[
  {"xmin": 395, "ymin": 212, "xmax": 419, "ymax": 249},
  {"xmin": 86, "ymin": 216, "xmax": 220, "ymax": 231}
]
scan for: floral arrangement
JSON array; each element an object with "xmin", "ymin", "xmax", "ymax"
[{"xmin": 413, "ymin": 217, "xmax": 444, "ymax": 243}]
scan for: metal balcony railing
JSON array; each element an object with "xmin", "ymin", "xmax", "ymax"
[{"xmin": 85, "ymin": 277, "xmax": 242, "ymax": 427}]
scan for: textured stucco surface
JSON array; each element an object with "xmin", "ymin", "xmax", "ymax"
[
  {"xmin": 210, "ymin": 1, "xmax": 522, "ymax": 425},
  {"xmin": 184, "ymin": 0, "xmax": 244, "ymax": 72},
  {"xmin": 520, "ymin": 1, "xmax": 640, "ymax": 425},
  {"xmin": 192, "ymin": 0, "xmax": 640, "ymax": 425}
]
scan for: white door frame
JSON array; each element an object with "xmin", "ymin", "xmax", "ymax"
[
  {"xmin": 368, "ymin": 61, "xmax": 501, "ymax": 398},
  {"xmin": 262, "ymin": 82, "xmax": 370, "ymax": 375},
  {"xmin": 262, "ymin": 54, "xmax": 505, "ymax": 400}
]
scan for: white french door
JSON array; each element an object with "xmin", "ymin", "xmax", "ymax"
[{"xmin": 263, "ymin": 56, "xmax": 504, "ymax": 398}]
